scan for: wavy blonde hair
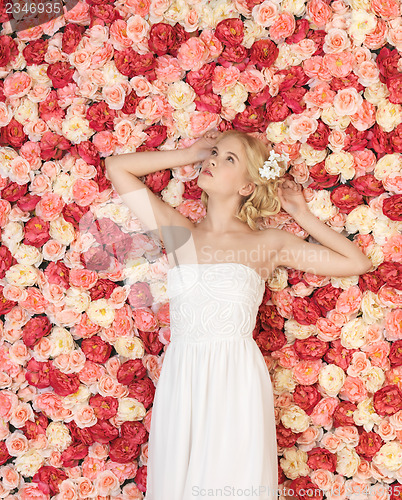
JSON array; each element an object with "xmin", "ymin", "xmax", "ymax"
[{"xmin": 200, "ymin": 130, "xmax": 286, "ymax": 231}]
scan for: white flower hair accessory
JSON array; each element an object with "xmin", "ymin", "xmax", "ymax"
[{"xmin": 259, "ymin": 150, "xmax": 290, "ymax": 181}]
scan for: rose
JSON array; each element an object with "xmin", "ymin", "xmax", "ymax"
[
  {"xmin": 117, "ymin": 359, "xmax": 147, "ymax": 385},
  {"xmin": 306, "ymin": 120, "xmax": 330, "ymax": 150},
  {"xmin": 330, "ymin": 186, "xmax": 364, "ymax": 214},
  {"xmin": 47, "ymin": 61, "xmax": 75, "ymax": 89},
  {"xmin": 32, "ymin": 465, "xmax": 68, "ymax": 496},
  {"xmin": 120, "ymin": 421, "xmax": 149, "ymax": 443},
  {"xmin": 128, "ymin": 378, "xmax": 155, "ymax": 408},
  {"xmin": 69, "ymin": 421, "xmax": 94, "ymax": 446},
  {"xmin": 355, "ymin": 431, "xmax": 384, "ymax": 460},
  {"xmin": 89, "ymin": 394, "xmax": 118, "ymax": 419},
  {"xmin": 132, "ymin": 308, "xmax": 158, "ymax": 332},
  {"xmin": 307, "ymin": 447, "xmax": 337, "ymax": 471},
  {"xmin": 218, "ymin": 45, "xmax": 249, "ymax": 68},
  {"xmin": 285, "ymin": 18, "xmax": 309, "ymax": 44},
  {"xmin": 143, "ymin": 124, "xmax": 168, "ymax": 149},
  {"xmin": 266, "ymin": 95, "xmax": 292, "ymax": 122},
  {"xmin": 0, "ymin": 35, "xmax": 19, "ymax": 66},
  {"xmin": 292, "ymin": 297, "xmax": 323, "ymax": 325},
  {"xmin": 387, "ymin": 75, "xmax": 402, "ymax": 105},
  {"xmin": 0, "ymin": 441, "xmax": 11, "ymax": 466},
  {"xmin": 293, "ymin": 338, "xmax": 329, "ymax": 360},
  {"xmin": 281, "ymin": 87, "xmax": 307, "ymax": 114},
  {"xmin": 114, "ymin": 48, "xmax": 156, "ymax": 79},
  {"xmin": 144, "ymin": 170, "xmax": 171, "ymax": 193},
  {"xmin": 61, "ymin": 442, "xmax": 89, "ymax": 468},
  {"xmin": 332, "ymin": 401, "xmax": 357, "ymax": 426},
  {"xmin": 377, "ymin": 261, "xmax": 402, "ymax": 290},
  {"xmin": 382, "ymin": 195, "xmax": 402, "ymax": 221},
  {"xmin": 376, "ymin": 47, "xmax": 400, "ymax": 80},
  {"xmin": 62, "ymin": 23, "xmax": 84, "ymax": 55},
  {"xmin": 311, "ymin": 284, "xmax": 342, "ymax": 315},
  {"xmin": 109, "ymin": 437, "xmax": 140, "ymax": 463},
  {"xmin": 22, "ymin": 315, "xmax": 52, "ymax": 348},
  {"xmin": 0, "ymin": 118, "xmax": 27, "ymax": 149},
  {"xmin": 232, "ymin": 105, "xmax": 266, "ymax": 132},
  {"xmin": 89, "ymin": 279, "xmax": 119, "ymax": 301},
  {"xmin": 0, "ymin": 245, "xmax": 16, "ymax": 279},
  {"xmin": 293, "ymin": 385, "xmax": 322, "ymax": 414},
  {"xmin": 254, "ymin": 328, "xmax": 286, "ymax": 355},
  {"xmin": 389, "ymin": 340, "xmax": 402, "ymax": 367},
  {"xmin": 391, "ymin": 123, "xmax": 402, "ymax": 152},
  {"xmin": 194, "ymin": 92, "xmax": 222, "ymax": 113},
  {"xmin": 249, "ymin": 39, "xmax": 279, "ymax": 69},
  {"xmin": 185, "ymin": 63, "xmax": 215, "ymax": 95},
  {"xmin": 89, "ymin": 420, "xmax": 119, "ymax": 444},
  {"xmin": 49, "ymin": 367, "xmax": 80, "ymax": 397},
  {"xmin": 373, "ymin": 384, "xmax": 402, "ymax": 416},
  {"xmin": 25, "ymin": 360, "xmax": 51, "ymax": 389},
  {"xmin": 214, "ymin": 18, "xmax": 244, "ymax": 47},
  {"xmin": 81, "ymin": 336, "xmax": 112, "ymax": 363},
  {"xmin": 23, "ymin": 217, "xmax": 51, "ymax": 248},
  {"xmin": 350, "ymin": 175, "xmax": 385, "ymax": 197},
  {"xmin": 1, "ymin": 181, "xmax": 27, "ymax": 202}
]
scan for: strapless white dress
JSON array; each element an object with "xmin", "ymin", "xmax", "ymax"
[{"xmin": 144, "ymin": 263, "xmax": 278, "ymax": 500}]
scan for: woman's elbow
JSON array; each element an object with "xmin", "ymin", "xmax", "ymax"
[{"xmin": 356, "ymin": 256, "xmax": 372, "ymax": 275}]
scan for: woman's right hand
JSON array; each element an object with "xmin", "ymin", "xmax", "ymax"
[{"xmin": 189, "ymin": 129, "xmax": 222, "ymax": 162}]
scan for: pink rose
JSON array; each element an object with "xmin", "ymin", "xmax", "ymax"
[
  {"xmin": 177, "ymin": 38, "xmax": 209, "ymax": 71},
  {"xmin": 333, "ymin": 87, "xmax": 363, "ymax": 116},
  {"xmin": 269, "ymin": 12, "xmax": 296, "ymax": 41}
]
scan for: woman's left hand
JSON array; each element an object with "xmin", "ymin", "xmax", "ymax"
[{"xmin": 277, "ymin": 177, "xmax": 309, "ymax": 217}]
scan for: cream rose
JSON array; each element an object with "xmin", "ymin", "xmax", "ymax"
[
  {"xmin": 335, "ymin": 447, "xmax": 360, "ymax": 477},
  {"xmin": 364, "ymin": 82, "xmax": 389, "ymax": 106},
  {"xmin": 14, "ymin": 449, "xmax": 44, "ymax": 476},
  {"xmin": 348, "ymin": 9, "xmax": 377, "ymax": 44},
  {"xmin": 114, "ymin": 337, "xmax": 144, "ymax": 359},
  {"xmin": 281, "ymin": 405, "xmax": 310, "ymax": 433},
  {"xmin": 299, "ymin": 143, "xmax": 328, "ymax": 166},
  {"xmin": 273, "ymin": 368, "xmax": 297, "ymax": 393},
  {"xmin": 360, "ymin": 366, "xmax": 385, "ymax": 394},
  {"xmin": 374, "ymin": 153, "xmax": 402, "ymax": 180},
  {"xmin": 220, "ymin": 83, "xmax": 248, "ymax": 113},
  {"xmin": 117, "ymin": 397, "xmax": 146, "ymax": 421},
  {"xmin": 5, "ymin": 264, "xmax": 39, "ymax": 287},
  {"xmin": 167, "ymin": 81, "xmax": 196, "ymax": 110},
  {"xmin": 12, "ymin": 243, "xmax": 42, "ymax": 267},
  {"xmin": 46, "ymin": 422, "xmax": 72, "ymax": 451},
  {"xmin": 345, "ymin": 205, "xmax": 377, "ymax": 235},
  {"xmin": 376, "ymin": 101, "xmax": 402, "ymax": 132},
  {"xmin": 86, "ymin": 298, "xmax": 115, "ymax": 328},
  {"xmin": 318, "ymin": 364, "xmax": 346, "ymax": 397},
  {"xmin": 266, "ymin": 121, "xmax": 289, "ymax": 144},
  {"xmin": 62, "ymin": 116, "xmax": 94, "ymax": 143},
  {"xmin": 52, "ymin": 173, "xmax": 75, "ymax": 203},
  {"xmin": 284, "ymin": 320, "xmax": 318, "ymax": 342},
  {"xmin": 49, "ymin": 216, "xmax": 76, "ymax": 246},
  {"xmin": 373, "ymin": 441, "xmax": 402, "ymax": 472},
  {"xmin": 48, "ymin": 327, "xmax": 74, "ymax": 357},
  {"xmin": 325, "ymin": 151, "xmax": 355, "ymax": 180},
  {"xmin": 307, "ymin": 189, "xmax": 337, "ymax": 222},
  {"xmin": 64, "ymin": 287, "xmax": 91, "ymax": 313},
  {"xmin": 321, "ymin": 106, "xmax": 351, "ymax": 129},
  {"xmin": 161, "ymin": 178, "xmax": 185, "ymax": 207},
  {"xmin": 360, "ymin": 290, "xmax": 385, "ymax": 324},
  {"xmin": 122, "ymin": 257, "xmax": 151, "ymax": 284},
  {"xmin": 340, "ymin": 317, "xmax": 368, "ymax": 349},
  {"xmin": 280, "ymin": 447, "xmax": 309, "ymax": 480}
]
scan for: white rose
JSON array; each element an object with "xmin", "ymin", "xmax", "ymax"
[
  {"xmin": 318, "ymin": 364, "xmax": 346, "ymax": 397},
  {"xmin": 374, "ymin": 153, "xmax": 401, "ymax": 180},
  {"xmin": 331, "ymin": 275, "xmax": 359, "ymax": 290},
  {"xmin": 149, "ymin": 280, "xmax": 168, "ymax": 303},
  {"xmin": 161, "ymin": 178, "xmax": 185, "ymax": 207},
  {"xmin": 364, "ymin": 81, "xmax": 389, "ymax": 106},
  {"xmin": 284, "ymin": 320, "xmax": 317, "ymax": 342},
  {"xmin": 360, "ymin": 290, "xmax": 385, "ymax": 324},
  {"xmin": 280, "ymin": 447, "xmax": 309, "ymax": 480},
  {"xmin": 27, "ymin": 63, "xmax": 52, "ymax": 84},
  {"xmin": 336, "ymin": 447, "xmax": 360, "ymax": 477},
  {"xmin": 172, "ymin": 110, "xmax": 191, "ymax": 138},
  {"xmin": 114, "ymin": 337, "xmax": 144, "ymax": 359},
  {"xmin": 266, "ymin": 121, "xmax": 289, "ymax": 144},
  {"xmin": 220, "ymin": 83, "xmax": 248, "ymax": 113},
  {"xmin": 1, "ymin": 221, "xmax": 24, "ymax": 250},
  {"xmin": 46, "ymin": 422, "xmax": 72, "ymax": 451},
  {"xmin": 273, "ymin": 368, "xmax": 297, "ymax": 393},
  {"xmin": 63, "ymin": 384, "xmax": 91, "ymax": 409},
  {"xmin": 376, "ymin": 101, "xmax": 402, "ymax": 132},
  {"xmin": 117, "ymin": 397, "xmax": 146, "ymax": 421},
  {"xmin": 15, "ymin": 449, "xmax": 44, "ymax": 477},
  {"xmin": 340, "ymin": 317, "xmax": 368, "ymax": 349},
  {"xmin": 299, "ymin": 143, "xmax": 327, "ymax": 166},
  {"xmin": 325, "ymin": 151, "xmax": 355, "ymax": 180},
  {"xmin": 365, "ymin": 244, "xmax": 383, "ymax": 267},
  {"xmin": 275, "ymin": 43, "xmax": 304, "ymax": 69},
  {"xmin": 48, "ymin": 327, "xmax": 74, "ymax": 357},
  {"xmin": 13, "ymin": 243, "xmax": 43, "ymax": 267},
  {"xmin": 93, "ymin": 202, "xmax": 131, "ymax": 225},
  {"xmin": 321, "ymin": 106, "xmax": 351, "ymax": 129},
  {"xmin": 242, "ymin": 19, "xmax": 269, "ymax": 48},
  {"xmin": 307, "ymin": 190, "xmax": 337, "ymax": 222},
  {"xmin": 348, "ymin": 9, "xmax": 377, "ymax": 44},
  {"xmin": 64, "ymin": 287, "xmax": 91, "ymax": 313},
  {"xmin": 164, "ymin": 0, "xmax": 189, "ymax": 22},
  {"xmin": 353, "ymin": 397, "xmax": 382, "ymax": 429},
  {"xmin": 371, "ymin": 218, "xmax": 402, "ymax": 246},
  {"xmin": 281, "ymin": 404, "xmax": 310, "ymax": 433},
  {"xmin": 86, "ymin": 298, "xmax": 115, "ymax": 328},
  {"xmin": 373, "ymin": 441, "xmax": 402, "ymax": 472},
  {"xmin": 345, "ymin": 205, "xmax": 377, "ymax": 234},
  {"xmin": 52, "ymin": 173, "xmax": 74, "ymax": 203},
  {"xmin": 360, "ymin": 366, "xmax": 385, "ymax": 394},
  {"xmin": 167, "ymin": 81, "xmax": 196, "ymax": 110},
  {"xmin": 62, "ymin": 116, "xmax": 94, "ymax": 143},
  {"xmin": 5, "ymin": 263, "xmax": 38, "ymax": 287},
  {"xmin": 49, "ymin": 216, "xmax": 76, "ymax": 245},
  {"xmin": 280, "ymin": 0, "xmax": 306, "ymax": 17},
  {"xmin": 266, "ymin": 267, "xmax": 288, "ymax": 291},
  {"xmin": 122, "ymin": 256, "xmax": 150, "ymax": 284},
  {"xmin": 14, "ymin": 97, "xmax": 38, "ymax": 127}
]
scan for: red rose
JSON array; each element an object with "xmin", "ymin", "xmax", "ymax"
[
  {"xmin": 387, "ymin": 75, "xmax": 402, "ymax": 104},
  {"xmin": 389, "ymin": 340, "xmax": 402, "ymax": 367},
  {"xmin": 127, "ymin": 283, "xmax": 153, "ymax": 309},
  {"xmin": 138, "ymin": 331, "xmax": 164, "ymax": 355},
  {"xmin": 80, "ymin": 247, "xmax": 112, "ymax": 271},
  {"xmin": 186, "ymin": 63, "xmax": 216, "ymax": 95},
  {"xmin": 266, "ymin": 95, "xmax": 291, "ymax": 122},
  {"xmin": 285, "ymin": 18, "xmax": 309, "ymax": 44},
  {"xmin": 0, "ymin": 117, "xmax": 27, "ymax": 148},
  {"xmin": 358, "ymin": 271, "xmax": 384, "ymax": 294},
  {"xmin": 281, "ymin": 86, "xmax": 307, "ymax": 114},
  {"xmin": 292, "ymin": 297, "xmax": 322, "ymax": 325},
  {"xmin": 47, "ymin": 61, "xmax": 75, "ymax": 89},
  {"xmin": 308, "ymin": 160, "xmax": 340, "ymax": 189},
  {"xmin": 114, "ymin": 48, "xmax": 156, "ymax": 79},
  {"xmin": 148, "ymin": 23, "xmax": 177, "ymax": 56},
  {"xmin": 38, "ymin": 90, "xmax": 65, "ymax": 122},
  {"xmin": 90, "ymin": 4, "xmax": 117, "ymax": 24},
  {"xmin": 194, "ymin": 92, "xmax": 222, "ymax": 113},
  {"xmin": 49, "ymin": 367, "xmax": 80, "ymax": 397},
  {"xmin": 86, "ymin": 101, "xmax": 116, "ymax": 132},
  {"xmin": 278, "ymin": 66, "xmax": 310, "ymax": 92},
  {"xmin": 0, "ymin": 441, "xmax": 11, "ymax": 466},
  {"xmin": 307, "ymin": 29, "xmax": 326, "ymax": 56},
  {"xmin": 62, "ymin": 23, "xmax": 85, "ymax": 55},
  {"xmin": 122, "ymin": 89, "xmax": 142, "ymax": 114},
  {"xmin": 144, "ymin": 170, "xmax": 171, "ymax": 193},
  {"xmin": 254, "ymin": 328, "xmax": 286, "ymax": 355},
  {"xmin": 293, "ymin": 338, "xmax": 329, "ymax": 361},
  {"xmin": 168, "ymin": 23, "xmax": 191, "ymax": 58},
  {"xmin": 61, "ymin": 443, "xmax": 89, "ymax": 468},
  {"xmin": 39, "ymin": 131, "xmax": 71, "ymax": 161},
  {"xmin": 0, "ymin": 35, "xmax": 19, "ymax": 66},
  {"xmin": 44, "ymin": 261, "xmax": 70, "ymax": 287},
  {"xmin": 25, "ymin": 359, "xmax": 51, "ymax": 389},
  {"xmin": 23, "ymin": 216, "xmax": 50, "ymax": 248},
  {"xmin": 293, "ymin": 385, "xmax": 321, "ymax": 415},
  {"xmin": 248, "ymin": 86, "xmax": 272, "ymax": 108},
  {"xmin": 343, "ymin": 123, "xmax": 368, "ymax": 151},
  {"xmin": 89, "ymin": 394, "xmax": 118, "ymax": 419},
  {"xmin": 89, "ymin": 279, "xmax": 119, "ymax": 301},
  {"xmin": 81, "ymin": 336, "xmax": 112, "ymax": 363},
  {"xmin": 367, "ymin": 123, "xmax": 394, "ymax": 155},
  {"xmin": 128, "ymin": 378, "xmax": 155, "ymax": 409},
  {"xmin": 0, "ymin": 245, "xmax": 16, "ymax": 279},
  {"xmin": 1, "ymin": 180, "xmax": 27, "ymax": 202},
  {"xmin": 0, "ymin": 286, "xmax": 17, "ymax": 315},
  {"xmin": 16, "ymin": 193, "xmax": 41, "ymax": 212},
  {"xmin": 307, "ymin": 447, "xmax": 337, "ymax": 471},
  {"xmin": 89, "ymin": 419, "xmax": 119, "ymax": 443},
  {"xmin": 382, "ymin": 194, "xmax": 402, "ymax": 221},
  {"xmin": 249, "ymin": 39, "xmax": 279, "ymax": 69},
  {"xmin": 214, "ymin": 18, "xmax": 244, "ymax": 47},
  {"xmin": 232, "ymin": 105, "xmax": 266, "ymax": 132},
  {"xmin": 259, "ymin": 304, "xmax": 284, "ymax": 330},
  {"xmin": 324, "ymin": 339, "xmax": 357, "ymax": 371},
  {"xmin": 69, "ymin": 420, "xmax": 94, "ymax": 446},
  {"xmin": 183, "ymin": 178, "xmax": 203, "ymax": 200},
  {"xmin": 306, "ymin": 120, "xmax": 330, "ymax": 150},
  {"xmin": 109, "ymin": 437, "xmax": 140, "ymax": 463},
  {"xmin": 332, "ymin": 401, "xmax": 357, "ymax": 427},
  {"xmin": 390, "ymin": 122, "xmax": 402, "ymax": 152},
  {"xmin": 353, "ymin": 175, "xmax": 385, "ymax": 199},
  {"xmin": 330, "ymin": 185, "xmax": 364, "ymax": 214},
  {"xmin": 218, "ymin": 45, "xmax": 249, "ymax": 68},
  {"xmin": 22, "ymin": 414, "xmax": 48, "ymax": 440},
  {"xmin": 121, "ymin": 421, "xmax": 149, "ymax": 443},
  {"xmin": 373, "ymin": 384, "xmax": 402, "ymax": 416},
  {"xmin": 117, "ymin": 359, "xmax": 147, "ymax": 386},
  {"xmin": 377, "ymin": 261, "xmax": 402, "ymax": 290},
  {"xmin": 277, "ymin": 422, "xmax": 300, "ymax": 448},
  {"xmin": 290, "ymin": 476, "xmax": 324, "ymax": 500},
  {"xmin": 355, "ymin": 431, "xmax": 384, "ymax": 461},
  {"xmin": 376, "ymin": 47, "xmax": 401, "ymax": 80},
  {"xmin": 70, "ymin": 140, "xmax": 100, "ymax": 167},
  {"xmin": 22, "ymin": 315, "xmax": 52, "ymax": 348},
  {"xmin": 311, "ymin": 283, "xmax": 342, "ymax": 314},
  {"xmin": 143, "ymin": 124, "xmax": 167, "ymax": 149},
  {"xmin": 133, "ymin": 308, "xmax": 158, "ymax": 332},
  {"xmin": 33, "ymin": 466, "xmax": 68, "ymax": 496},
  {"xmin": 330, "ymin": 73, "xmax": 364, "ymax": 93}
]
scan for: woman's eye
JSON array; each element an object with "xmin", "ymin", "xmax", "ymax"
[
  {"xmin": 227, "ymin": 156, "xmax": 234, "ymax": 163},
  {"xmin": 211, "ymin": 150, "xmax": 217, "ymax": 155}
]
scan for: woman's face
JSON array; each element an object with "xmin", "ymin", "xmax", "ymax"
[{"xmin": 197, "ymin": 135, "xmax": 255, "ymax": 198}]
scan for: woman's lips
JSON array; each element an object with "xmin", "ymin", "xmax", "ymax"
[{"xmin": 202, "ymin": 170, "xmax": 213, "ymax": 176}]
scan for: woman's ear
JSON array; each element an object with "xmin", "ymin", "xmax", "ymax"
[{"xmin": 239, "ymin": 182, "xmax": 256, "ymax": 197}]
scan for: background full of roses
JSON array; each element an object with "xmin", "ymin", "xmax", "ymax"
[{"xmin": 0, "ymin": 0, "xmax": 402, "ymax": 498}]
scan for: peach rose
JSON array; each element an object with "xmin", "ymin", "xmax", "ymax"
[
  {"xmin": 304, "ymin": 82, "xmax": 336, "ymax": 108},
  {"xmin": 35, "ymin": 192, "xmax": 64, "ymax": 221},
  {"xmin": 347, "ymin": 351, "xmax": 370, "ymax": 377},
  {"xmin": 336, "ymin": 285, "xmax": 362, "ymax": 316},
  {"xmin": 323, "ymin": 28, "xmax": 351, "ymax": 53},
  {"xmin": 350, "ymin": 99, "xmax": 376, "ymax": 131},
  {"xmin": 212, "ymin": 65, "xmax": 240, "ymax": 95},
  {"xmin": 322, "ymin": 51, "xmax": 355, "ymax": 78},
  {"xmin": 309, "ymin": 397, "xmax": 339, "ymax": 427},
  {"xmin": 333, "ymin": 87, "xmax": 363, "ymax": 116},
  {"xmin": 338, "ymin": 375, "xmax": 367, "ymax": 403},
  {"xmin": 155, "ymin": 55, "xmax": 185, "ymax": 84},
  {"xmin": 292, "ymin": 359, "xmax": 322, "ymax": 385},
  {"xmin": 3, "ymin": 72, "xmax": 32, "ymax": 98},
  {"xmin": 370, "ymin": 0, "xmax": 399, "ymax": 19},
  {"xmin": 189, "ymin": 111, "xmax": 220, "ymax": 137},
  {"xmin": 288, "ymin": 115, "xmax": 318, "ymax": 142},
  {"xmin": 307, "ymin": 0, "xmax": 332, "ymax": 27},
  {"xmin": 5, "ymin": 431, "xmax": 28, "ymax": 456},
  {"xmin": 94, "ymin": 470, "xmax": 120, "ymax": 496},
  {"xmin": 82, "ymin": 456, "xmax": 106, "ymax": 481},
  {"xmin": 252, "ymin": 1, "xmax": 278, "ymax": 27},
  {"xmin": 269, "ymin": 12, "xmax": 296, "ymax": 41},
  {"xmin": 177, "ymin": 37, "xmax": 209, "ymax": 72},
  {"xmin": 385, "ymin": 309, "xmax": 402, "ymax": 341},
  {"xmin": 9, "ymin": 402, "xmax": 33, "ymax": 428},
  {"xmin": 19, "ymin": 484, "xmax": 49, "ymax": 500},
  {"xmin": 1, "ymin": 466, "xmax": 19, "ymax": 490}
]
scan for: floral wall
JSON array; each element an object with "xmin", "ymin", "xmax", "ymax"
[{"xmin": 0, "ymin": 0, "xmax": 402, "ymax": 498}]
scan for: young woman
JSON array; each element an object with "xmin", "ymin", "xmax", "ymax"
[{"xmin": 105, "ymin": 129, "xmax": 372, "ymax": 500}]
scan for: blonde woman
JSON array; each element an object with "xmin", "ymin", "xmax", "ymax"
[{"xmin": 105, "ymin": 129, "xmax": 371, "ymax": 500}]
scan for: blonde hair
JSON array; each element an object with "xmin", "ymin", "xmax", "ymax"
[{"xmin": 200, "ymin": 130, "xmax": 286, "ymax": 231}]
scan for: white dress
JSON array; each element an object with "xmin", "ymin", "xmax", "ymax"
[{"xmin": 144, "ymin": 263, "xmax": 278, "ymax": 500}]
